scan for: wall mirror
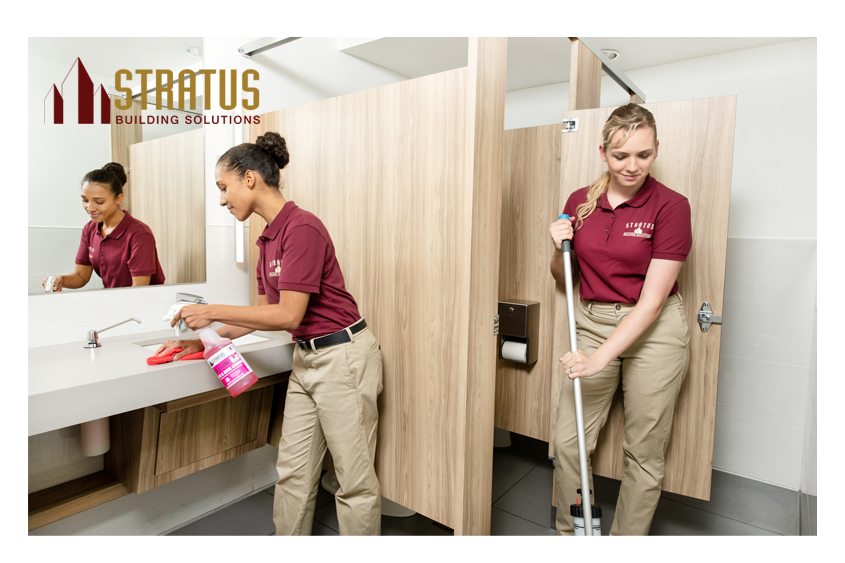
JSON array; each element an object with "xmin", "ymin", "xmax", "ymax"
[{"xmin": 28, "ymin": 37, "xmax": 206, "ymax": 295}]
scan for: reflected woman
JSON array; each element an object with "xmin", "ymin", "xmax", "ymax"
[{"xmin": 42, "ymin": 163, "xmax": 165, "ymax": 291}]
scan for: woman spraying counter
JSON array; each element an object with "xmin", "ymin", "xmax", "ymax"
[
  {"xmin": 156, "ymin": 132, "xmax": 384, "ymax": 536},
  {"xmin": 42, "ymin": 162, "xmax": 165, "ymax": 291}
]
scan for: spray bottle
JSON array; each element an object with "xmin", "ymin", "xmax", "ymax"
[
  {"xmin": 197, "ymin": 327, "xmax": 258, "ymax": 397},
  {"xmin": 571, "ymin": 489, "xmax": 602, "ymax": 536}
]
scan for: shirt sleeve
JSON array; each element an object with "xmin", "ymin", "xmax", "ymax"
[
  {"xmin": 652, "ymin": 198, "xmax": 692, "ymax": 261},
  {"xmin": 276, "ymin": 226, "xmax": 327, "ymax": 293},
  {"xmin": 126, "ymin": 233, "xmax": 159, "ymax": 276}
]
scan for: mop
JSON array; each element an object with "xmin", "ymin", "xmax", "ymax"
[{"xmin": 559, "ymin": 214, "xmax": 596, "ymax": 536}]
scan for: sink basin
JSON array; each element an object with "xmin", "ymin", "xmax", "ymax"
[{"xmin": 139, "ymin": 333, "xmax": 270, "ymax": 350}]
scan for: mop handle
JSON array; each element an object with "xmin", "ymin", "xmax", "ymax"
[{"xmin": 558, "ymin": 214, "xmax": 594, "ymax": 535}]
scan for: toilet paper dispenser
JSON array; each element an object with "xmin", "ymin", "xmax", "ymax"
[{"xmin": 498, "ymin": 300, "xmax": 540, "ymax": 364}]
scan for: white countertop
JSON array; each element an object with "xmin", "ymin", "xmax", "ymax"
[{"xmin": 28, "ymin": 328, "xmax": 295, "ymax": 436}]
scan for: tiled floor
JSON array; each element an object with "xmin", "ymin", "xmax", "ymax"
[{"xmin": 167, "ymin": 433, "xmax": 788, "ymax": 536}]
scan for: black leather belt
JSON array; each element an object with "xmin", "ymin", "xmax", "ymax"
[{"xmin": 296, "ymin": 319, "xmax": 367, "ymax": 351}]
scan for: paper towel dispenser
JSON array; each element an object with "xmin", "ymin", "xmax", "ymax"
[{"xmin": 498, "ymin": 300, "xmax": 540, "ymax": 364}]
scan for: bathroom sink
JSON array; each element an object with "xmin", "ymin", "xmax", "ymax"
[{"xmin": 138, "ymin": 333, "xmax": 270, "ymax": 350}]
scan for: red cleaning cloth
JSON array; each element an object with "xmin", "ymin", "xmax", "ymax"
[{"xmin": 147, "ymin": 348, "xmax": 205, "ymax": 366}]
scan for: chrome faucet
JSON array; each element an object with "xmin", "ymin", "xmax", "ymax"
[
  {"xmin": 85, "ymin": 318, "xmax": 141, "ymax": 348},
  {"xmin": 175, "ymin": 292, "xmax": 208, "ymax": 305}
]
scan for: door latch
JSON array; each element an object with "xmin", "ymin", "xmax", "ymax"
[{"xmin": 697, "ymin": 302, "xmax": 723, "ymax": 333}]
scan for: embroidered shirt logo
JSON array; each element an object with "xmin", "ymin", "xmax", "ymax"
[
  {"xmin": 623, "ymin": 222, "xmax": 654, "ymax": 238},
  {"xmin": 268, "ymin": 259, "xmax": 282, "ymax": 277}
]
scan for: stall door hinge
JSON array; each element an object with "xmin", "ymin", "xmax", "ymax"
[{"xmin": 494, "ymin": 315, "xmax": 500, "ymax": 335}]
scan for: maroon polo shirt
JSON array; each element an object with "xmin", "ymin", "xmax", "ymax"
[
  {"xmin": 75, "ymin": 211, "xmax": 166, "ymax": 288},
  {"xmin": 563, "ymin": 174, "xmax": 691, "ymax": 304},
  {"xmin": 256, "ymin": 201, "xmax": 361, "ymax": 341}
]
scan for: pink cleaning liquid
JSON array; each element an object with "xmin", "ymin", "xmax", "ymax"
[{"xmin": 197, "ymin": 327, "xmax": 258, "ymax": 397}]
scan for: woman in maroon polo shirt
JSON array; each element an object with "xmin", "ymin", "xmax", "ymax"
[
  {"xmin": 159, "ymin": 132, "xmax": 384, "ymax": 536},
  {"xmin": 42, "ymin": 162, "xmax": 165, "ymax": 291},
  {"xmin": 549, "ymin": 104, "xmax": 692, "ymax": 536}
]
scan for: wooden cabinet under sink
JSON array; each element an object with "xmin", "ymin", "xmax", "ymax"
[{"xmin": 28, "ymin": 372, "xmax": 290, "ymax": 531}]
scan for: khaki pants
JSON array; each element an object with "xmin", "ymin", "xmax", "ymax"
[
  {"xmin": 554, "ymin": 293, "xmax": 690, "ymax": 536},
  {"xmin": 272, "ymin": 325, "xmax": 384, "ymax": 535}
]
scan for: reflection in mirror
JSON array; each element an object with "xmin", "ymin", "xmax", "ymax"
[{"xmin": 28, "ymin": 38, "xmax": 206, "ymax": 295}]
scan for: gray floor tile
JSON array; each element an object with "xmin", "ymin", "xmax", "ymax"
[
  {"xmin": 168, "ymin": 491, "xmax": 275, "ymax": 536},
  {"xmin": 649, "ymin": 497, "xmax": 780, "ymax": 536},
  {"xmin": 491, "ymin": 447, "xmax": 543, "ymax": 503},
  {"xmin": 491, "ymin": 508, "xmax": 556, "ymax": 536},
  {"xmin": 509, "ymin": 433, "xmax": 551, "ymax": 460},
  {"xmin": 493, "ymin": 459, "xmax": 554, "ymax": 527},
  {"xmin": 660, "ymin": 469, "xmax": 798, "ymax": 535},
  {"xmin": 314, "ymin": 498, "xmax": 453, "ymax": 535},
  {"xmin": 382, "ymin": 513, "xmax": 454, "ymax": 536},
  {"xmin": 314, "ymin": 498, "xmax": 339, "ymax": 532},
  {"xmin": 311, "ymin": 520, "xmax": 339, "ymax": 536}
]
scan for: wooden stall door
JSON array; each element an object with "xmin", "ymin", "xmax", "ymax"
[
  {"xmin": 549, "ymin": 97, "xmax": 737, "ymax": 500},
  {"xmin": 130, "ymin": 128, "xmax": 206, "ymax": 285},
  {"xmin": 249, "ymin": 38, "xmax": 506, "ymax": 535}
]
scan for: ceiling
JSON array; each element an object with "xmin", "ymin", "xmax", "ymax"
[
  {"xmin": 29, "ymin": 37, "xmax": 810, "ymax": 100},
  {"xmin": 341, "ymin": 37, "xmax": 810, "ymax": 92},
  {"xmin": 29, "ymin": 37, "xmax": 203, "ymax": 82}
]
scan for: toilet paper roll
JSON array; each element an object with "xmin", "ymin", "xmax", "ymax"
[{"xmin": 501, "ymin": 341, "xmax": 528, "ymax": 363}]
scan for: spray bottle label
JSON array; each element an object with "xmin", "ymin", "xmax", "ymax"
[{"xmin": 207, "ymin": 344, "xmax": 253, "ymax": 389}]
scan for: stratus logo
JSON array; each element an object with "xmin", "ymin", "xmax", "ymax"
[{"xmin": 44, "ymin": 58, "xmax": 110, "ymax": 124}]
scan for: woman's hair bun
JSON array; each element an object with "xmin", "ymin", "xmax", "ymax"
[
  {"xmin": 102, "ymin": 162, "xmax": 128, "ymax": 187},
  {"xmin": 255, "ymin": 132, "xmax": 290, "ymax": 170}
]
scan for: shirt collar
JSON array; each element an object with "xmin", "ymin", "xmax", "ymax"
[
  {"xmin": 97, "ymin": 210, "xmax": 132, "ymax": 240},
  {"xmin": 260, "ymin": 201, "xmax": 297, "ymax": 241},
  {"xmin": 598, "ymin": 174, "xmax": 657, "ymax": 210}
]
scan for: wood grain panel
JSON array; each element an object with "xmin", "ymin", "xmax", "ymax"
[
  {"xmin": 104, "ymin": 406, "xmax": 160, "ymax": 494},
  {"xmin": 110, "ymin": 95, "xmax": 142, "ymax": 215},
  {"xmin": 266, "ymin": 380, "xmax": 288, "ymax": 449},
  {"xmin": 130, "ymin": 128, "xmax": 205, "ymax": 285},
  {"xmin": 154, "ymin": 390, "xmax": 262, "ymax": 475},
  {"xmin": 155, "ymin": 372, "xmax": 289, "ymax": 413},
  {"xmin": 495, "ymin": 124, "xmax": 562, "ymax": 441},
  {"xmin": 28, "ymin": 471, "xmax": 129, "ymax": 531},
  {"xmin": 549, "ymin": 97, "xmax": 737, "ymax": 501},
  {"xmin": 251, "ymin": 72, "xmax": 470, "ymax": 529},
  {"xmin": 458, "ymin": 37, "xmax": 507, "ymax": 536},
  {"xmin": 150, "ymin": 384, "xmax": 275, "ymax": 487},
  {"xmin": 248, "ymin": 39, "xmax": 507, "ymax": 534},
  {"xmin": 569, "ymin": 39, "xmax": 602, "ymax": 111}
]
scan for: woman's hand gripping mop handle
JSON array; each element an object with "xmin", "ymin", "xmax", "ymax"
[{"xmin": 559, "ymin": 214, "xmax": 594, "ymax": 535}]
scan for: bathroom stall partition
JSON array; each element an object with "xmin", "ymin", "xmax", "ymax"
[
  {"xmin": 496, "ymin": 97, "xmax": 737, "ymax": 501},
  {"xmin": 129, "ymin": 128, "xmax": 206, "ymax": 285},
  {"xmin": 249, "ymin": 38, "xmax": 507, "ymax": 535}
]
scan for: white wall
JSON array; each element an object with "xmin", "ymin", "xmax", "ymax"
[{"xmin": 503, "ymin": 39, "xmax": 817, "ymax": 491}]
